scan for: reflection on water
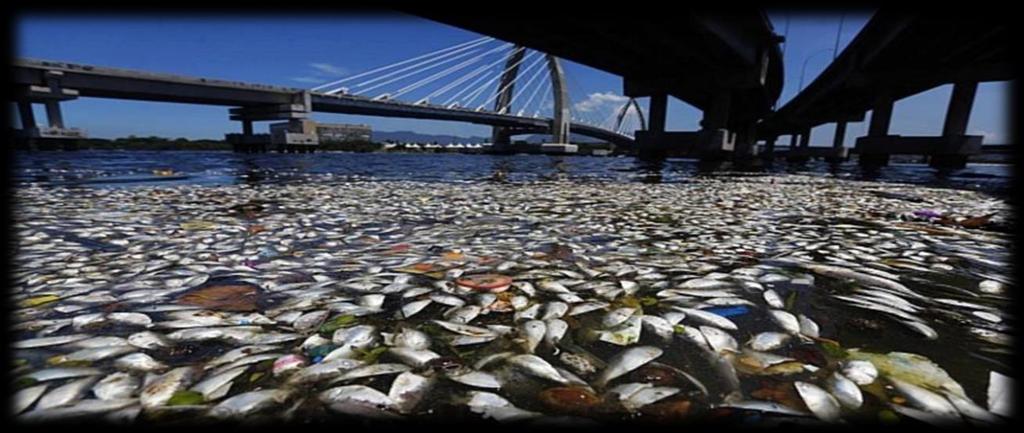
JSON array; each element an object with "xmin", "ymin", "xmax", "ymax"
[{"xmin": 11, "ymin": 150, "xmax": 1012, "ymax": 196}]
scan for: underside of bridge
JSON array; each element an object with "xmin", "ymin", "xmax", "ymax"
[
  {"xmin": 408, "ymin": 10, "xmax": 784, "ymax": 160},
  {"xmin": 757, "ymin": 11, "xmax": 1011, "ymax": 168}
]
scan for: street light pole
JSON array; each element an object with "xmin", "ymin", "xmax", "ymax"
[{"xmin": 798, "ymin": 48, "xmax": 835, "ymax": 92}]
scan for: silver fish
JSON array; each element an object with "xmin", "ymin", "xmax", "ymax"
[
  {"xmin": 593, "ymin": 346, "xmax": 663, "ymax": 388},
  {"xmin": 209, "ymin": 389, "xmax": 292, "ymax": 418},
  {"xmin": 93, "ymin": 372, "xmax": 139, "ymax": 401}
]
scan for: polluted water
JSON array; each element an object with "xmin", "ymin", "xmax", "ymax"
[{"xmin": 9, "ymin": 169, "xmax": 1014, "ymax": 426}]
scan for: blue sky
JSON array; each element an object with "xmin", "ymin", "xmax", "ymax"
[{"xmin": 13, "ymin": 12, "xmax": 1012, "ymax": 144}]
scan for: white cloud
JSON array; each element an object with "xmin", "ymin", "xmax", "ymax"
[
  {"xmin": 292, "ymin": 76, "xmax": 327, "ymax": 84},
  {"xmin": 309, "ymin": 62, "xmax": 349, "ymax": 77},
  {"xmin": 969, "ymin": 129, "xmax": 1002, "ymax": 143},
  {"xmin": 573, "ymin": 91, "xmax": 629, "ymax": 113}
]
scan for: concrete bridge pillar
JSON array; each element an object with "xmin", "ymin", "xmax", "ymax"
[
  {"xmin": 761, "ymin": 135, "xmax": 777, "ymax": 161},
  {"xmin": 636, "ymin": 93, "xmax": 669, "ymax": 159},
  {"xmin": 17, "ymin": 101, "xmax": 36, "ymax": 131},
  {"xmin": 227, "ymin": 94, "xmax": 314, "ymax": 153},
  {"xmin": 856, "ymin": 93, "xmax": 895, "ymax": 167},
  {"xmin": 13, "ymin": 71, "xmax": 87, "ymax": 148},
  {"xmin": 798, "ymin": 128, "xmax": 811, "ymax": 148},
  {"xmin": 44, "ymin": 101, "xmax": 65, "ymax": 128},
  {"xmin": 787, "ymin": 128, "xmax": 811, "ymax": 163},
  {"xmin": 648, "ymin": 93, "xmax": 668, "ymax": 133},
  {"xmin": 930, "ymin": 81, "xmax": 979, "ymax": 169},
  {"xmin": 832, "ymin": 121, "xmax": 847, "ymax": 149},
  {"xmin": 822, "ymin": 121, "xmax": 850, "ymax": 163},
  {"xmin": 696, "ymin": 92, "xmax": 734, "ymax": 162},
  {"xmin": 732, "ymin": 122, "xmax": 760, "ymax": 166}
]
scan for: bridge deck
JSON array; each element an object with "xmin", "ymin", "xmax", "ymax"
[{"xmin": 11, "ymin": 58, "xmax": 634, "ymax": 146}]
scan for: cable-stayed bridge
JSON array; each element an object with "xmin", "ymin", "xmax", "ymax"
[{"xmin": 11, "ymin": 37, "xmax": 651, "ymax": 153}]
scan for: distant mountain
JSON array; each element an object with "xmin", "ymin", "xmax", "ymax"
[
  {"xmin": 520, "ymin": 133, "xmax": 603, "ymax": 144},
  {"xmin": 372, "ymin": 130, "xmax": 605, "ymax": 144},
  {"xmin": 372, "ymin": 130, "xmax": 488, "ymax": 144}
]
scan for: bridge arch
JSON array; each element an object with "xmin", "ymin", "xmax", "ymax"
[
  {"xmin": 492, "ymin": 46, "xmax": 570, "ymax": 146},
  {"xmin": 613, "ymin": 97, "xmax": 646, "ymax": 134}
]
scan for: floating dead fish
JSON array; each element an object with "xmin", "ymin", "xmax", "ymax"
[
  {"xmin": 674, "ymin": 307, "xmax": 737, "ymax": 331},
  {"xmin": 987, "ymin": 371, "xmax": 1012, "ymax": 418},
  {"xmin": 747, "ymin": 332, "xmax": 791, "ymax": 352},
  {"xmin": 888, "ymin": 377, "xmax": 961, "ymax": 421},
  {"xmin": 209, "ymin": 389, "xmax": 292, "ymax": 418},
  {"xmin": 593, "ymin": 346, "xmax": 662, "ymax": 388},
  {"xmin": 506, "ymin": 354, "xmax": 568, "ymax": 384},
  {"xmin": 389, "ymin": 372, "xmax": 434, "ymax": 414},
  {"xmin": 826, "ymin": 372, "xmax": 862, "ymax": 409},
  {"xmin": 139, "ymin": 366, "xmax": 201, "ymax": 408},
  {"xmin": 794, "ymin": 381, "xmax": 841, "ymax": 422}
]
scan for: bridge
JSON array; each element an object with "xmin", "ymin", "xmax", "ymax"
[
  {"xmin": 10, "ymin": 11, "xmax": 782, "ymax": 158},
  {"xmin": 11, "ymin": 56, "xmax": 636, "ymax": 153},
  {"xmin": 756, "ymin": 11, "xmax": 1011, "ymax": 169},
  {"xmin": 412, "ymin": 10, "xmax": 784, "ymax": 159},
  {"xmin": 10, "ymin": 12, "xmax": 1009, "ymax": 166}
]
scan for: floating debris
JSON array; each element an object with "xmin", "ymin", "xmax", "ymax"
[{"xmin": 9, "ymin": 173, "xmax": 1012, "ymax": 424}]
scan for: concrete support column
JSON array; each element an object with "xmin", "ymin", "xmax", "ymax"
[
  {"xmin": 697, "ymin": 92, "xmax": 732, "ymax": 164},
  {"xmin": 859, "ymin": 95, "xmax": 895, "ymax": 167},
  {"xmin": 825, "ymin": 121, "xmax": 849, "ymax": 164},
  {"xmin": 798, "ymin": 128, "xmax": 811, "ymax": 148},
  {"xmin": 763, "ymin": 135, "xmax": 777, "ymax": 160},
  {"xmin": 44, "ymin": 101, "xmax": 64, "ymax": 128},
  {"xmin": 732, "ymin": 122, "xmax": 758, "ymax": 157},
  {"xmin": 700, "ymin": 92, "xmax": 731, "ymax": 130},
  {"xmin": 930, "ymin": 81, "xmax": 979, "ymax": 169},
  {"xmin": 242, "ymin": 119, "xmax": 253, "ymax": 136},
  {"xmin": 787, "ymin": 129, "xmax": 811, "ymax": 163},
  {"xmin": 732, "ymin": 122, "xmax": 761, "ymax": 167},
  {"xmin": 648, "ymin": 93, "xmax": 668, "ymax": 133},
  {"xmin": 868, "ymin": 94, "xmax": 893, "ymax": 137},
  {"xmin": 832, "ymin": 121, "xmax": 847, "ymax": 148},
  {"xmin": 942, "ymin": 81, "xmax": 978, "ymax": 137},
  {"xmin": 17, "ymin": 101, "xmax": 36, "ymax": 130},
  {"xmin": 635, "ymin": 93, "xmax": 669, "ymax": 160}
]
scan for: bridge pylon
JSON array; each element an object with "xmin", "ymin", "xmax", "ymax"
[
  {"xmin": 12, "ymin": 70, "xmax": 87, "ymax": 150},
  {"xmin": 226, "ymin": 91, "xmax": 318, "ymax": 153},
  {"xmin": 490, "ymin": 49, "xmax": 570, "ymax": 154}
]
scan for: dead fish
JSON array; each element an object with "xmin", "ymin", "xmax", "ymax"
[
  {"xmin": 674, "ymin": 307, "xmax": 737, "ymax": 331},
  {"xmin": 826, "ymin": 372, "xmax": 863, "ymax": 409},
  {"xmin": 841, "ymin": 360, "xmax": 878, "ymax": 385},
  {"xmin": 593, "ymin": 346, "xmax": 662, "ymax": 388},
  {"xmin": 20, "ymin": 367, "xmax": 102, "ymax": 383},
  {"xmin": 113, "ymin": 353, "xmax": 167, "ymax": 372},
  {"xmin": 793, "ymin": 381, "xmax": 841, "ymax": 422},
  {"xmin": 888, "ymin": 377, "xmax": 961, "ymax": 421},
  {"xmin": 14, "ymin": 384, "xmax": 49, "ymax": 414},
  {"xmin": 768, "ymin": 309, "xmax": 801, "ymax": 334},
  {"xmin": 747, "ymin": 332, "xmax": 791, "ymax": 351},
  {"xmin": 389, "ymin": 371, "xmax": 434, "ymax": 413},
  {"xmin": 93, "ymin": 372, "xmax": 139, "ymax": 401},
  {"xmin": 139, "ymin": 366, "xmax": 201, "ymax": 408},
  {"xmin": 518, "ymin": 320, "xmax": 546, "ymax": 353},
  {"xmin": 36, "ymin": 376, "xmax": 99, "ymax": 410},
  {"xmin": 191, "ymin": 366, "xmax": 248, "ymax": 401},
  {"xmin": 209, "ymin": 389, "xmax": 292, "ymax": 418},
  {"xmin": 506, "ymin": 354, "xmax": 568, "ymax": 384}
]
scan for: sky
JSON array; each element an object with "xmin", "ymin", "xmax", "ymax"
[{"xmin": 13, "ymin": 12, "xmax": 1012, "ymax": 144}]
